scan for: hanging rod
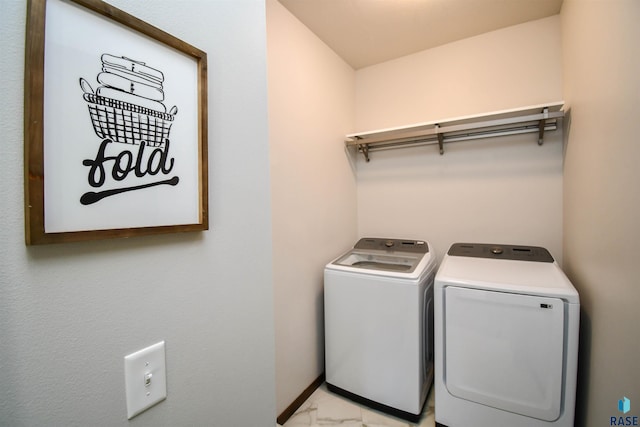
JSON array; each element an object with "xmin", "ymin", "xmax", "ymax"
[{"xmin": 345, "ymin": 102, "xmax": 564, "ymax": 162}]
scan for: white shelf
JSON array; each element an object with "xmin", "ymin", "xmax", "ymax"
[{"xmin": 345, "ymin": 102, "xmax": 565, "ymax": 162}]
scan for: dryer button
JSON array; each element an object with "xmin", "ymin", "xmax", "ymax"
[{"xmin": 491, "ymin": 247, "xmax": 504, "ymax": 255}]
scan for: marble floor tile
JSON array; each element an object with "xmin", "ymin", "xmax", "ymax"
[{"xmin": 280, "ymin": 383, "xmax": 435, "ymax": 427}]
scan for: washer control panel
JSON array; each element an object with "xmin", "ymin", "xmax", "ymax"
[
  {"xmin": 447, "ymin": 243, "xmax": 554, "ymax": 262},
  {"xmin": 354, "ymin": 238, "xmax": 429, "ymax": 254}
]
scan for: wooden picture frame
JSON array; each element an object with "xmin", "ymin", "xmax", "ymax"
[{"xmin": 24, "ymin": 0, "xmax": 208, "ymax": 245}]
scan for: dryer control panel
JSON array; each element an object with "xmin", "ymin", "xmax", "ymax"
[{"xmin": 447, "ymin": 243, "xmax": 554, "ymax": 262}]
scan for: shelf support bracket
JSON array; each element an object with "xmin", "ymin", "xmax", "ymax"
[
  {"xmin": 359, "ymin": 143, "xmax": 370, "ymax": 162},
  {"xmin": 538, "ymin": 107, "xmax": 549, "ymax": 145},
  {"xmin": 436, "ymin": 124, "xmax": 444, "ymax": 155}
]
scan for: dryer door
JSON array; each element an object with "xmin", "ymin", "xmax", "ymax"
[{"xmin": 444, "ymin": 286, "xmax": 564, "ymax": 421}]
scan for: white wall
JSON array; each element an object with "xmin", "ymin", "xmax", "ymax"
[
  {"xmin": 355, "ymin": 15, "xmax": 564, "ymax": 131},
  {"xmin": 561, "ymin": 1, "xmax": 640, "ymax": 425},
  {"xmin": 355, "ymin": 16, "xmax": 565, "ymax": 263},
  {"xmin": 0, "ymin": 1, "xmax": 276, "ymax": 426},
  {"xmin": 266, "ymin": 0, "xmax": 357, "ymax": 416}
]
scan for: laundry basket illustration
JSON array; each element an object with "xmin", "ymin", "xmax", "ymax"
[{"xmin": 80, "ymin": 79, "xmax": 177, "ymax": 148}]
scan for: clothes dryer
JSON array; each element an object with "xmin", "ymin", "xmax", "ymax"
[
  {"xmin": 325, "ymin": 238, "xmax": 437, "ymax": 422},
  {"xmin": 434, "ymin": 243, "xmax": 579, "ymax": 427}
]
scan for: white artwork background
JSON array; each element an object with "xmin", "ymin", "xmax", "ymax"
[{"xmin": 44, "ymin": 0, "xmax": 201, "ymax": 232}]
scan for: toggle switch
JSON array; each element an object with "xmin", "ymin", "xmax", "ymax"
[
  {"xmin": 144, "ymin": 372, "xmax": 153, "ymax": 387},
  {"xmin": 124, "ymin": 341, "xmax": 167, "ymax": 419}
]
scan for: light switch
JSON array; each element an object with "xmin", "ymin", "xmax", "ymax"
[{"xmin": 124, "ymin": 341, "xmax": 167, "ymax": 419}]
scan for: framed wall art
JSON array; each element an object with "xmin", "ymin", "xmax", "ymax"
[{"xmin": 24, "ymin": 0, "xmax": 208, "ymax": 245}]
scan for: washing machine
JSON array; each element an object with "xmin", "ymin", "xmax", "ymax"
[
  {"xmin": 434, "ymin": 243, "xmax": 580, "ymax": 427},
  {"xmin": 324, "ymin": 237, "xmax": 437, "ymax": 422}
]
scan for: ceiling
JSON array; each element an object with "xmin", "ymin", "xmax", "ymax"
[{"xmin": 277, "ymin": 0, "xmax": 564, "ymax": 69}]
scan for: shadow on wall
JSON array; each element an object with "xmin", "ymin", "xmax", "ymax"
[
  {"xmin": 575, "ymin": 308, "xmax": 591, "ymax": 427},
  {"xmin": 562, "ymin": 108, "xmax": 572, "ymax": 168}
]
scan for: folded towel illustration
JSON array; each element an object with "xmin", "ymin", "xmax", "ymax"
[
  {"xmin": 102, "ymin": 65, "xmax": 164, "ymax": 90},
  {"xmin": 101, "ymin": 54, "xmax": 164, "ymax": 84},
  {"xmin": 98, "ymin": 72, "xmax": 165, "ymax": 102}
]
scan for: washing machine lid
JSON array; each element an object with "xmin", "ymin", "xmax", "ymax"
[
  {"xmin": 333, "ymin": 250, "xmax": 422, "ymax": 273},
  {"xmin": 328, "ymin": 238, "xmax": 434, "ymax": 279}
]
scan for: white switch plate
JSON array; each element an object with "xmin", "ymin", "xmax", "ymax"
[{"xmin": 124, "ymin": 341, "xmax": 167, "ymax": 419}]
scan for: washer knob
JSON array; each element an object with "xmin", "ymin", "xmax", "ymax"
[
  {"xmin": 385, "ymin": 240, "xmax": 394, "ymax": 248},
  {"xmin": 491, "ymin": 247, "xmax": 504, "ymax": 255}
]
